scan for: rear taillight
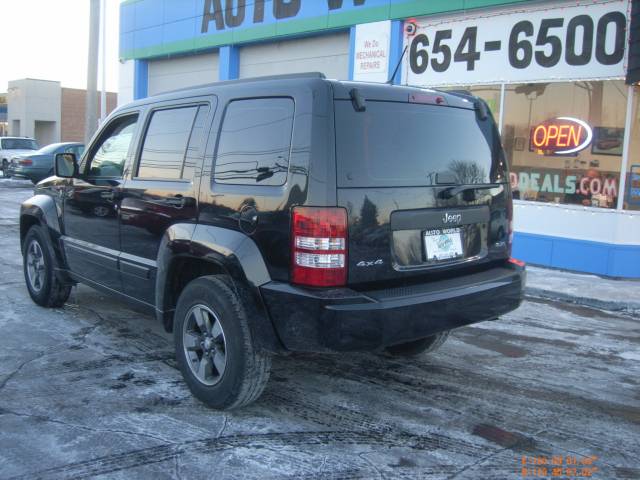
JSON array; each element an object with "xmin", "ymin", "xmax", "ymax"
[
  {"xmin": 291, "ymin": 206, "xmax": 347, "ymax": 287},
  {"xmin": 508, "ymin": 257, "xmax": 525, "ymax": 267},
  {"xmin": 18, "ymin": 159, "xmax": 33, "ymax": 166}
]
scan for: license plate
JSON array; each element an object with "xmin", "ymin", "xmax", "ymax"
[{"xmin": 424, "ymin": 228, "xmax": 463, "ymax": 261}]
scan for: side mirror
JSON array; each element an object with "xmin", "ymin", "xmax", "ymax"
[{"xmin": 54, "ymin": 152, "xmax": 78, "ymax": 178}]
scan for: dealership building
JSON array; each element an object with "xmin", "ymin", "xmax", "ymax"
[{"xmin": 119, "ymin": 0, "xmax": 640, "ymax": 278}]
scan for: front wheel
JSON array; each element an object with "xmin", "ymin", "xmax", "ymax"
[
  {"xmin": 385, "ymin": 331, "xmax": 450, "ymax": 357},
  {"xmin": 174, "ymin": 275, "xmax": 271, "ymax": 410},
  {"xmin": 22, "ymin": 225, "xmax": 71, "ymax": 307}
]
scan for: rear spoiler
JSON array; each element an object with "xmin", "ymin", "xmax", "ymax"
[{"xmin": 446, "ymin": 90, "xmax": 489, "ymax": 120}]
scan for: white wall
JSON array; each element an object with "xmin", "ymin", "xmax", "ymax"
[
  {"xmin": 118, "ymin": 60, "xmax": 134, "ymax": 107},
  {"xmin": 34, "ymin": 121, "xmax": 57, "ymax": 146},
  {"xmin": 148, "ymin": 53, "xmax": 219, "ymax": 96},
  {"xmin": 514, "ymin": 200, "xmax": 640, "ymax": 245},
  {"xmin": 239, "ymin": 32, "xmax": 350, "ymax": 80},
  {"xmin": 7, "ymin": 79, "xmax": 61, "ymax": 144}
]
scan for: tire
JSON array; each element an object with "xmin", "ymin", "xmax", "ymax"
[
  {"xmin": 385, "ymin": 331, "xmax": 450, "ymax": 357},
  {"xmin": 174, "ymin": 275, "xmax": 271, "ymax": 410},
  {"xmin": 2, "ymin": 159, "xmax": 10, "ymax": 177},
  {"xmin": 92, "ymin": 206, "xmax": 110, "ymax": 217},
  {"xmin": 22, "ymin": 225, "xmax": 72, "ymax": 308}
]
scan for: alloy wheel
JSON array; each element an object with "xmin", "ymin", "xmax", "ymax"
[
  {"xmin": 26, "ymin": 240, "xmax": 45, "ymax": 293},
  {"xmin": 183, "ymin": 304, "xmax": 227, "ymax": 386}
]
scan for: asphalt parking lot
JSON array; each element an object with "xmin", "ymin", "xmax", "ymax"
[{"xmin": 0, "ymin": 180, "xmax": 638, "ymax": 480}]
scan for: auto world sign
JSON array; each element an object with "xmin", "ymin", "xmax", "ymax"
[{"xmin": 201, "ymin": 0, "xmax": 367, "ymax": 31}]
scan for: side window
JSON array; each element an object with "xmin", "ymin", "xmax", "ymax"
[
  {"xmin": 182, "ymin": 106, "xmax": 210, "ymax": 180},
  {"xmin": 213, "ymin": 98, "xmax": 294, "ymax": 186},
  {"xmin": 87, "ymin": 115, "xmax": 138, "ymax": 178},
  {"xmin": 137, "ymin": 106, "xmax": 199, "ymax": 180},
  {"xmin": 67, "ymin": 145, "xmax": 85, "ymax": 158},
  {"xmin": 65, "ymin": 145, "xmax": 77, "ymax": 156}
]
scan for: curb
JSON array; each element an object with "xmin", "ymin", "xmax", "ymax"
[{"xmin": 525, "ymin": 287, "xmax": 640, "ymax": 316}]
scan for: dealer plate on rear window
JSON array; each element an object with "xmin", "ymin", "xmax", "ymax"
[{"xmin": 424, "ymin": 228, "xmax": 464, "ymax": 262}]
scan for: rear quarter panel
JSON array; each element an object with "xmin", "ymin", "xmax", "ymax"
[{"xmin": 197, "ymin": 78, "xmax": 336, "ymax": 282}]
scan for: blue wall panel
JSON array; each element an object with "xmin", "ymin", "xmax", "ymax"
[
  {"xmin": 513, "ymin": 232, "xmax": 640, "ymax": 278},
  {"xmin": 551, "ymin": 239, "xmax": 609, "ymax": 276},
  {"xmin": 219, "ymin": 45, "xmax": 240, "ymax": 80},
  {"xmin": 133, "ymin": 60, "xmax": 149, "ymax": 100},
  {"xmin": 134, "ymin": 0, "xmax": 164, "ymax": 30},
  {"xmin": 162, "ymin": 17, "xmax": 198, "ymax": 46},
  {"xmin": 388, "ymin": 19, "xmax": 404, "ymax": 84},
  {"xmin": 607, "ymin": 246, "xmax": 640, "ymax": 278},
  {"xmin": 348, "ymin": 25, "xmax": 356, "ymax": 81},
  {"xmin": 134, "ymin": 25, "xmax": 164, "ymax": 51},
  {"xmin": 512, "ymin": 233, "xmax": 553, "ymax": 266},
  {"xmin": 163, "ymin": 0, "xmax": 200, "ymax": 24}
]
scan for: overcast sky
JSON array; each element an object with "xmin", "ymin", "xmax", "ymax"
[{"xmin": 1, "ymin": 0, "xmax": 121, "ymax": 94}]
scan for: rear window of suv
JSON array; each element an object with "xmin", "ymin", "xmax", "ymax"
[{"xmin": 335, "ymin": 100, "xmax": 506, "ymax": 188}]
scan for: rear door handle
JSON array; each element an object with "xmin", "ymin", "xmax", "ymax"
[
  {"xmin": 100, "ymin": 190, "xmax": 115, "ymax": 201},
  {"xmin": 163, "ymin": 195, "xmax": 194, "ymax": 208}
]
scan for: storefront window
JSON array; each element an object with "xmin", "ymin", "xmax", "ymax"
[
  {"xmin": 624, "ymin": 86, "xmax": 640, "ymax": 211},
  {"xmin": 502, "ymin": 80, "xmax": 627, "ymax": 209}
]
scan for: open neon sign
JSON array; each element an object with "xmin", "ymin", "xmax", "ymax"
[{"xmin": 530, "ymin": 117, "xmax": 593, "ymax": 155}]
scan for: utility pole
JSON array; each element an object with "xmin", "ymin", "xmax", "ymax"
[
  {"xmin": 85, "ymin": 0, "xmax": 100, "ymax": 144},
  {"xmin": 100, "ymin": 0, "xmax": 107, "ymax": 123}
]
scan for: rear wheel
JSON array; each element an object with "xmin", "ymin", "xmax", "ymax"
[
  {"xmin": 22, "ymin": 225, "xmax": 71, "ymax": 307},
  {"xmin": 174, "ymin": 275, "xmax": 271, "ymax": 410},
  {"xmin": 385, "ymin": 331, "xmax": 450, "ymax": 357}
]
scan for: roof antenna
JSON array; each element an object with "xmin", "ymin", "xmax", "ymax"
[{"xmin": 386, "ymin": 45, "xmax": 408, "ymax": 84}]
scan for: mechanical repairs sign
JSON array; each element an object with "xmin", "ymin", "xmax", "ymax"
[
  {"xmin": 354, "ymin": 21, "xmax": 392, "ymax": 83},
  {"xmin": 403, "ymin": 0, "xmax": 630, "ymax": 87}
]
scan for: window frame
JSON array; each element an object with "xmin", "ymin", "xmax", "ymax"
[
  {"xmin": 212, "ymin": 96, "xmax": 296, "ymax": 187},
  {"xmin": 81, "ymin": 112, "xmax": 141, "ymax": 179},
  {"xmin": 133, "ymin": 101, "xmax": 210, "ymax": 183}
]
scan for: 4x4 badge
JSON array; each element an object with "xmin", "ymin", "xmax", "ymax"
[{"xmin": 357, "ymin": 259, "xmax": 384, "ymax": 267}]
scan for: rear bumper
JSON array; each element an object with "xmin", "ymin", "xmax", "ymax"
[
  {"xmin": 260, "ymin": 263, "xmax": 525, "ymax": 352},
  {"xmin": 7, "ymin": 166, "xmax": 44, "ymax": 181}
]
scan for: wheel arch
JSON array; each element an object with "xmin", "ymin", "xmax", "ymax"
[
  {"xmin": 20, "ymin": 195, "xmax": 66, "ymax": 265},
  {"xmin": 156, "ymin": 224, "xmax": 283, "ymax": 353}
]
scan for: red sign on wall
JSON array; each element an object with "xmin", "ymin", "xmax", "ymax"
[{"xmin": 530, "ymin": 117, "xmax": 593, "ymax": 156}]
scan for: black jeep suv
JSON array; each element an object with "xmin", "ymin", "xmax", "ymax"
[{"xmin": 20, "ymin": 73, "xmax": 525, "ymax": 409}]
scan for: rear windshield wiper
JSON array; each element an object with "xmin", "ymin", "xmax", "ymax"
[{"xmin": 439, "ymin": 183, "xmax": 501, "ymax": 199}]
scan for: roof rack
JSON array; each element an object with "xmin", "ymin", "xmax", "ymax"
[{"xmin": 161, "ymin": 72, "xmax": 327, "ymax": 95}]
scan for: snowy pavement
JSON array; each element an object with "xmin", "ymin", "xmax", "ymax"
[
  {"xmin": 0, "ymin": 183, "xmax": 638, "ymax": 479},
  {"xmin": 526, "ymin": 266, "xmax": 640, "ymax": 315}
]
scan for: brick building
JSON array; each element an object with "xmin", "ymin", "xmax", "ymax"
[
  {"xmin": 60, "ymin": 87, "xmax": 117, "ymax": 142},
  {"xmin": 6, "ymin": 79, "xmax": 116, "ymax": 145}
]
